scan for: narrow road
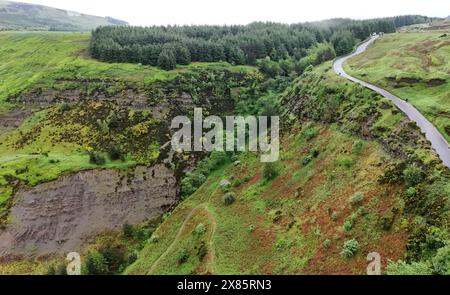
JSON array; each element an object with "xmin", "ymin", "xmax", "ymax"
[{"xmin": 333, "ymin": 36, "xmax": 450, "ymax": 169}]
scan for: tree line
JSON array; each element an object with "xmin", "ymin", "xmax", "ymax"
[{"xmin": 89, "ymin": 15, "xmax": 430, "ymax": 70}]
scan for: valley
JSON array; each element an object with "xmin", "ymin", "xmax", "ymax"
[{"xmin": 0, "ymin": 12, "xmax": 448, "ymax": 276}]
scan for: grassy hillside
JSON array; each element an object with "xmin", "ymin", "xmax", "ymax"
[
  {"xmin": 0, "ymin": 0, "xmax": 127, "ymax": 31},
  {"xmin": 0, "ymin": 32, "xmax": 174, "ymax": 111},
  {"xmin": 344, "ymin": 32, "xmax": 450, "ymax": 142},
  {"xmin": 0, "ymin": 31, "xmax": 448, "ymax": 275},
  {"xmin": 0, "ymin": 32, "xmax": 255, "ymax": 111},
  {"xmin": 0, "ymin": 31, "xmax": 255, "ymax": 225},
  {"xmin": 126, "ymin": 126, "xmax": 408, "ymax": 274},
  {"xmin": 126, "ymin": 64, "xmax": 450, "ymax": 275}
]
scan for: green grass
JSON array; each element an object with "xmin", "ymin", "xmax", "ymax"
[
  {"xmin": 344, "ymin": 32, "xmax": 450, "ymax": 142},
  {"xmin": 125, "ymin": 121, "xmax": 408, "ymax": 274},
  {"xmin": 0, "ymin": 31, "xmax": 254, "ymax": 112},
  {"xmin": 0, "ymin": 31, "xmax": 255, "ymax": 218},
  {"xmin": 0, "ymin": 0, "xmax": 127, "ymax": 31},
  {"xmin": 125, "ymin": 61, "xmax": 450, "ymax": 274}
]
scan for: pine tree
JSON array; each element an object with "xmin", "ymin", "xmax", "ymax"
[
  {"xmin": 175, "ymin": 45, "xmax": 191, "ymax": 65},
  {"xmin": 157, "ymin": 48, "xmax": 176, "ymax": 70}
]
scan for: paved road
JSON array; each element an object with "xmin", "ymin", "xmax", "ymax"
[{"xmin": 333, "ymin": 36, "xmax": 450, "ymax": 169}]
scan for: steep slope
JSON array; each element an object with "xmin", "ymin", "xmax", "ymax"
[
  {"xmin": 0, "ymin": 32, "xmax": 257, "ymax": 273},
  {"xmin": 126, "ymin": 64, "xmax": 450, "ymax": 274},
  {"xmin": 0, "ymin": 0, "xmax": 127, "ymax": 31},
  {"xmin": 345, "ymin": 32, "xmax": 450, "ymax": 142},
  {"xmin": 0, "ymin": 30, "xmax": 448, "ymax": 275}
]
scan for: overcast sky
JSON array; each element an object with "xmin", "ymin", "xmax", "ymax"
[{"xmin": 14, "ymin": 0, "xmax": 449, "ymax": 26}]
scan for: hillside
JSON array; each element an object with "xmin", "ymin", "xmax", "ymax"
[
  {"xmin": 0, "ymin": 25, "xmax": 448, "ymax": 275},
  {"xmin": 124, "ymin": 63, "xmax": 450, "ymax": 275},
  {"xmin": 0, "ymin": 0, "xmax": 127, "ymax": 31},
  {"xmin": 344, "ymin": 32, "xmax": 450, "ymax": 142}
]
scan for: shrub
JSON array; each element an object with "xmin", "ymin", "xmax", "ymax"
[
  {"xmin": 275, "ymin": 239, "xmax": 287, "ymax": 250},
  {"xmin": 339, "ymin": 156, "xmax": 355, "ymax": 169},
  {"xmin": 342, "ymin": 220, "xmax": 353, "ymax": 232},
  {"xmin": 403, "ymin": 164, "xmax": 424, "ymax": 187},
  {"xmin": 84, "ymin": 250, "xmax": 108, "ymax": 275},
  {"xmin": 302, "ymin": 125, "xmax": 319, "ymax": 141},
  {"xmin": 149, "ymin": 235, "xmax": 159, "ymax": 244},
  {"xmin": 310, "ymin": 148, "xmax": 320, "ymax": 158},
  {"xmin": 263, "ymin": 162, "xmax": 279, "ymax": 181},
  {"xmin": 386, "ymin": 260, "xmax": 432, "ymax": 275},
  {"xmin": 181, "ymin": 152, "xmax": 231, "ymax": 198},
  {"xmin": 405, "ymin": 186, "xmax": 417, "ymax": 197},
  {"xmin": 195, "ymin": 223, "xmax": 206, "ymax": 235},
  {"xmin": 323, "ymin": 239, "xmax": 332, "ymax": 249},
  {"xmin": 106, "ymin": 111, "xmax": 120, "ymax": 129},
  {"xmin": 177, "ymin": 249, "xmax": 189, "ymax": 264},
  {"xmin": 341, "ymin": 239, "xmax": 359, "ymax": 258},
  {"xmin": 122, "ymin": 223, "xmax": 134, "ymax": 239},
  {"xmin": 302, "ymin": 155, "xmax": 313, "ymax": 166},
  {"xmin": 349, "ymin": 192, "xmax": 364, "ymax": 206},
  {"xmin": 352, "ymin": 140, "xmax": 363, "ymax": 155},
  {"xmin": 425, "ymin": 226, "xmax": 448, "ymax": 251},
  {"xmin": 89, "ymin": 152, "xmax": 106, "ymax": 165},
  {"xmin": 432, "ymin": 245, "xmax": 450, "ymax": 275},
  {"xmin": 46, "ymin": 263, "xmax": 67, "ymax": 275},
  {"xmin": 59, "ymin": 103, "xmax": 70, "ymax": 113},
  {"xmin": 379, "ymin": 212, "xmax": 395, "ymax": 231},
  {"xmin": 127, "ymin": 250, "xmax": 138, "ymax": 265},
  {"xmin": 99, "ymin": 245, "xmax": 126, "ymax": 274},
  {"xmin": 108, "ymin": 145, "xmax": 125, "ymax": 161},
  {"xmin": 223, "ymin": 192, "xmax": 236, "ymax": 206}
]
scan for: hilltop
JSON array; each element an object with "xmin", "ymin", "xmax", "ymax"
[{"xmin": 0, "ymin": 0, "xmax": 127, "ymax": 31}]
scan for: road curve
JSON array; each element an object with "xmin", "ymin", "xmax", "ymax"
[{"xmin": 333, "ymin": 36, "xmax": 450, "ymax": 169}]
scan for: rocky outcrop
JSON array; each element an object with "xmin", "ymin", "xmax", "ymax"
[
  {"xmin": 0, "ymin": 108, "xmax": 31, "ymax": 133},
  {"xmin": 0, "ymin": 164, "xmax": 178, "ymax": 257},
  {"xmin": 18, "ymin": 88, "xmax": 150, "ymax": 109}
]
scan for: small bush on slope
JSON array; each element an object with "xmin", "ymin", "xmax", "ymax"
[
  {"xmin": 349, "ymin": 192, "xmax": 364, "ymax": 207},
  {"xmin": 403, "ymin": 164, "xmax": 424, "ymax": 187},
  {"xmin": 223, "ymin": 193, "xmax": 236, "ymax": 206},
  {"xmin": 263, "ymin": 162, "xmax": 279, "ymax": 181},
  {"xmin": 341, "ymin": 239, "xmax": 359, "ymax": 258}
]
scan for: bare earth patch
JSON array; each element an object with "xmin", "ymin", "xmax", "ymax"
[{"xmin": 0, "ymin": 164, "xmax": 178, "ymax": 258}]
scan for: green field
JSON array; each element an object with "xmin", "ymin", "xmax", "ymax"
[
  {"xmin": 0, "ymin": 32, "xmax": 253, "ymax": 111},
  {"xmin": 125, "ymin": 63, "xmax": 447, "ymax": 275},
  {"xmin": 344, "ymin": 32, "xmax": 450, "ymax": 142},
  {"xmin": 0, "ymin": 0, "xmax": 127, "ymax": 31},
  {"xmin": 0, "ymin": 31, "xmax": 254, "ymax": 221},
  {"xmin": 0, "ymin": 30, "xmax": 449, "ymax": 275}
]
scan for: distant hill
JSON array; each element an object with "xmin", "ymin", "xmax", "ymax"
[{"xmin": 0, "ymin": 0, "xmax": 128, "ymax": 31}]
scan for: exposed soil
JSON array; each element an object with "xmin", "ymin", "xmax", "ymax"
[
  {"xmin": 0, "ymin": 164, "xmax": 178, "ymax": 258},
  {"xmin": 0, "ymin": 108, "xmax": 31, "ymax": 133},
  {"xmin": 385, "ymin": 76, "xmax": 421, "ymax": 88},
  {"xmin": 427, "ymin": 78, "xmax": 446, "ymax": 86}
]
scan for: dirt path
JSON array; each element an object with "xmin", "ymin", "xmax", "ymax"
[
  {"xmin": 333, "ymin": 36, "xmax": 450, "ymax": 169},
  {"xmin": 148, "ymin": 188, "xmax": 219, "ymax": 274}
]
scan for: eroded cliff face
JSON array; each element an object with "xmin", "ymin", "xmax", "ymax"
[
  {"xmin": 0, "ymin": 108, "xmax": 31, "ymax": 133},
  {"xmin": 0, "ymin": 68, "xmax": 249, "ymax": 259},
  {"xmin": 0, "ymin": 164, "xmax": 178, "ymax": 257}
]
